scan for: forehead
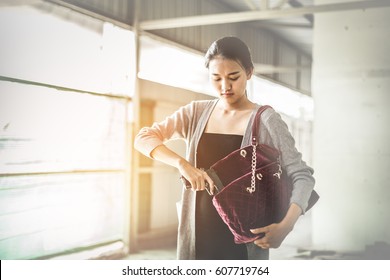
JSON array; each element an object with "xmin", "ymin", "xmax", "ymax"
[{"xmin": 208, "ymin": 57, "xmax": 244, "ymax": 74}]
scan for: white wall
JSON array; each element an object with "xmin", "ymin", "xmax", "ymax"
[{"xmin": 312, "ymin": 0, "xmax": 390, "ymax": 253}]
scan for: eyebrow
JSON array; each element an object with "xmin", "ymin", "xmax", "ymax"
[{"xmin": 212, "ymin": 71, "xmax": 241, "ymax": 76}]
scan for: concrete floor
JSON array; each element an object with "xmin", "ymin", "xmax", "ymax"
[
  {"xmin": 123, "ymin": 212, "xmax": 390, "ymax": 260},
  {"xmin": 123, "ymin": 213, "xmax": 316, "ymax": 260},
  {"xmin": 122, "ymin": 243, "xmax": 342, "ymax": 260},
  {"xmin": 123, "ymin": 243, "xmax": 390, "ymax": 260},
  {"xmin": 123, "ymin": 245, "xmax": 300, "ymax": 260}
]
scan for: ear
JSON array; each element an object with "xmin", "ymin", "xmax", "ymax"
[{"xmin": 246, "ymin": 67, "xmax": 254, "ymax": 80}]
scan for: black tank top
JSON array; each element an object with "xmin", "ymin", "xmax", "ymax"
[{"xmin": 195, "ymin": 132, "xmax": 248, "ymax": 260}]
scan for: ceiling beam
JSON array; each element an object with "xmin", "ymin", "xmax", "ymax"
[
  {"xmin": 0, "ymin": 0, "xmax": 41, "ymax": 6},
  {"xmin": 254, "ymin": 63, "xmax": 311, "ymax": 74},
  {"xmin": 255, "ymin": 21, "xmax": 312, "ymax": 29},
  {"xmin": 140, "ymin": 0, "xmax": 390, "ymax": 30},
  {"xmin": 288, "ymin": 0, "xmax": 314, "ymax": 25}
]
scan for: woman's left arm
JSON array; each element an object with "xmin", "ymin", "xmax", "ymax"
[{"xmin": 251, "ymin": 109, "xmax": 315, "ymax": 249}]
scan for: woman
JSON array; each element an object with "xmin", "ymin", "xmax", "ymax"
[{"xmin": 134, "ymin": 36, "xmax": 315, "ymax": 260}]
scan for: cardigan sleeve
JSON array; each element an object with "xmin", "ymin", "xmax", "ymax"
[
  {"xmin": 134, "ymin": 102, "xmax": 196, "ymax": 158},
  {"xmin": 263, "ymin": 109, "xmax": 315, "ymax": 214}
]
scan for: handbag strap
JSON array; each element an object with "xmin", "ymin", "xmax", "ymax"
[
  {"xmin": 247, "ymin": 105, "xmax": 273, "ymax": 194},
  {"xmin": 251, "ymin": 105, "xmax": 273, "ymax": 145}
]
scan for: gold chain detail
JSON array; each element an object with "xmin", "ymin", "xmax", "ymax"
[{"xmin": 246, "ymin": 144, "xmax": 257, "ymax": 194}]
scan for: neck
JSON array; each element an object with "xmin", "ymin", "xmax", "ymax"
[{"xmin": 218, "ymin": 95, "xmax": 254, "ymax": 112}]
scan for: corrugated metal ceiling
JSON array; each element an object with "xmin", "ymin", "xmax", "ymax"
[{"xmin": 216, "ymin": 0, "xmax": 313, "ymax": 56}]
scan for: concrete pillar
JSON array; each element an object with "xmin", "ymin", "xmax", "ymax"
[{"xmin": 312, "ymin": 0, "xmax": 390, "ymax": 254}]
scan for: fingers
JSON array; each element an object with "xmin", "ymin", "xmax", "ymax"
[
  {"xmin": 205, "ymin": 175, "xmax": 216, "ymax": 195},
  {"xmin": 179, "ymin": 162, "xmax": 216, "ymax": 193},
  {"xmin": 193, "ymin": 170, "xmax": 206, "ymax": 191},
  {"xmin": 252, "ymin": 224, "xmax": 284, "ymax": 249},
  {"xmin": 254, "ymin": 239, "xmax": 271, "ymax": 249},
  {"xmin": 184, "ymin": 169, "xmax": 214, "ymax": 192},
  {"xmin": 199, "ymin": 170, "xmax": 217, "ymax": 195},
  {"xmin": 252, "ymin": 228, "xmax": 270, "ymax": 249},
  {"xmin": 250, "ymin": 227, "xmax": 268, "ymax": 235},
  {"xmin": 251, "ymin": 226, "xmax": 271, "ymax": 249}
]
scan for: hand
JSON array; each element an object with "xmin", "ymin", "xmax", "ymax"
[
  {"xmin": 251, "ymin": 203, "xmax": 302, "ymax": 249},
  {"xmin": 250, "ymin": 223, "xmax": 292, "ymax": 249},
  {"xmin": 149, "ymin": 145, "xmax": 216, "ymax": 193},
  {"xmin": 178, "ymin": 160, "xmax": 216, "ymax": 194}
]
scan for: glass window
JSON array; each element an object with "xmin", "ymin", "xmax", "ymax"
[{"xmin": 0, "ymin": 3, "xmax": 134, "ymax": 259}]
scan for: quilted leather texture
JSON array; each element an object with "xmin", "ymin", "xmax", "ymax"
[{"xmin": 212, "ymin": 160, "xmax": 291, "ymax": 244}]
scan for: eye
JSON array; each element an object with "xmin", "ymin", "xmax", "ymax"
[{"xmin": 230, "ymin": 76, "xmax": 239, "ymax": 81}]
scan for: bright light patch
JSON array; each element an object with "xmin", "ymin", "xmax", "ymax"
[
  {"xmin": 139, "ymin": 36, "xmax": 212, "ymax": 95},
  {"xmin": 139, "ymin": 36, "xmax": 313, "ymax": 119}
]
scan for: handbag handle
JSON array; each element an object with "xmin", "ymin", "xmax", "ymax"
[
  {"xmin": 247, "ymin": 105, "xmax": 273, "ymax": 194},
  {"xmin": 251, "ymin": 105, "xmax": 272, "ymax": 145}
]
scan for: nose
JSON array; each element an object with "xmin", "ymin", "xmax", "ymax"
[{"xmin": 221, "ymin": 79, "xmax": 231, "ymax": 92}]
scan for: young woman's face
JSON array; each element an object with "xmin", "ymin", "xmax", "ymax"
[{"xmin": 208, "ymin": 56, "xmax": 252, "ymax": 105}]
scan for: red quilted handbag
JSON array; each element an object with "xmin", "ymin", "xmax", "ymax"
[{"xmin": 209, "ymin": 105, "xmax": 319, "ymax": 244}]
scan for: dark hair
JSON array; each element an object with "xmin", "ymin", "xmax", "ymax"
[{"xmin": 205, "ymin": 36, "xmax": 254, "ymax": 73}]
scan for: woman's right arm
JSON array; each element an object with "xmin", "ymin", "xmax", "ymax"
[{"xmin": 134, "ymin": 101, "xmax": 214, "ymax": 192}]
